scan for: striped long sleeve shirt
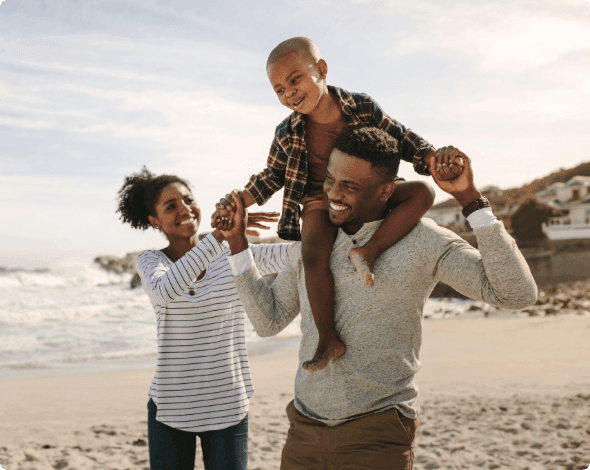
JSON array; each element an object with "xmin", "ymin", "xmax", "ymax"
[{"xmin": 136, "ymin": 233, "xmax": 291, "ymax": 432}]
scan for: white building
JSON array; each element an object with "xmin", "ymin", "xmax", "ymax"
[
  {"xmin": 537, "ymin": 176, "xmax": 590, "ymax": 205},
  {"xmin": 425, "ymin": 198, "xmax": 464, "ymax": 226},
  {"xmin": 540, "ymin": 176, "xmax": 590, "ymax": 240}
]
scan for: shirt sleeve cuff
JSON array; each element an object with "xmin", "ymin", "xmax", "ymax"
[
  {"xmin": 204, "ymin": 232, "xmax": 224, "ymax": 254},
  {"xmin": 467, "ymin": 206, "xmax": 499, "ymax": 231},
  {"xmin": 227, "ymin": 248, "xmax": 255, "ymax": 276}
]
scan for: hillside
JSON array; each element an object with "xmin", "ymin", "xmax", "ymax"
[{"xmin": 486, "ymin": 160, "xmax": 590, "ymax": 209}]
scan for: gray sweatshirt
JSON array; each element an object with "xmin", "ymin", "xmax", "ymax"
[{"xmin": 230, "ymin": 218, "xmax": 537, "ymax": 425}]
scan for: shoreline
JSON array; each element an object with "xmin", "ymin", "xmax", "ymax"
[
  {"xmin": 3, "ymin": 304, "xmax": 580, "ymax": 383},
  {"xmin": 1, "ymin": 314, "xmax": 589, "ymax": 470}
]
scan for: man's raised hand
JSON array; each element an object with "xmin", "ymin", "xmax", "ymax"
[
  {"xmin": 428, "ymin": 146, "xmax": 481, "ymax": 206},
  {"xmin": 424, "ymin": 147, "xmax": 464, "ymax": 181},
  {"xmin": 211, "ymin": 192, "xmax": 237, "ymax": 229}
]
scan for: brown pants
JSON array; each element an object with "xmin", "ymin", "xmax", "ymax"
[{"xmin": 280, "ymin": 401, "xmax": 418, "ymax": 470}]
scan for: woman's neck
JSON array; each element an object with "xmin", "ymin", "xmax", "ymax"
[{"xmin": 163, "ymin": 235, "xmax": 199, "ymax": 262}]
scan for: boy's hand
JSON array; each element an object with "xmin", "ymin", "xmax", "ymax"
[{"xmin": 425, "ymin": 148, "xmax": 464, "ymax": 181}]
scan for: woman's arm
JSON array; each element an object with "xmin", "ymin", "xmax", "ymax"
[
  {"xmin": 250, "ymin": 243, "xmax": 292, "ymax": 276},
  {"xmin": 136, "ymin": 233, "xmax": 225, "ymax": 306}
]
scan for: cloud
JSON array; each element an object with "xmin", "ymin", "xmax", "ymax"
[
  {"xmin": 1, "ymin": 0, "xmax": 588, "ymax": 263},
  {"xmin": 380, "ymin": 0, "xmax": 590, "ymax": 72}
]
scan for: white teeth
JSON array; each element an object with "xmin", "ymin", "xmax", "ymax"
[
  {"xmin": 292, "ymin": 97, "xmax": 303, "ymax": 107},
  {"xmin": 329, "ymin": 201, "xmax": 347, "ymax": 212},
  {"xmin": 179, "ymin": 218, "xmax": 194, "ymax": 225}
]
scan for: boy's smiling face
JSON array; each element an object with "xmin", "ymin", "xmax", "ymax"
[{"xmin": 267, "ymin": 51, "xmax": 327, "ymax": 115}]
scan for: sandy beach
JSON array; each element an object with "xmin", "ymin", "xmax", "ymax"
[{"xmin": 1, "ymin": 313, "xmax": 589, "ymax": 470}]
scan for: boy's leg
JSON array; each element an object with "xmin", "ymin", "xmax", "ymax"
[
  {"xmin": 147, "ymin": 399, "xmax": 197, "ymax": 470},
  {"xmin": 200, "ymin": 414, "xmax": 248, "ymax": 470},
  {"xmin": 300, "ymin": 208, "xmax": 344, "ymax": 372}
]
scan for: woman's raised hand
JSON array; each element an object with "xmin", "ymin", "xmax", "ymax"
[{"xmin": 245, "ymin": 210, "xmax": 280, "ymax": 237}]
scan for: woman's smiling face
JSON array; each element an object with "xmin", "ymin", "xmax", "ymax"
[{"xmin": 150, "ymin": 182, "xmax": 201, "ymax": 240}]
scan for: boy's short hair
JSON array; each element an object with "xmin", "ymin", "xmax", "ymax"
[
  {"xmin": 266, "ymin": 37, "xmax": 322, "ymax": 69},
  {"xmin": 333, "ymin": 127, "xmax": 401, "ymax": 181}
]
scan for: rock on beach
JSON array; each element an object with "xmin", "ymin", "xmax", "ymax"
[{"xmin": 94, "ymin": 252, "xmax": 139, "ymax": 275}]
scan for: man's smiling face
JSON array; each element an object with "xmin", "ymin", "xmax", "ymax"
[{"xmin": 324, "ymin": 149, "xmax": 395, "ymax": 234}]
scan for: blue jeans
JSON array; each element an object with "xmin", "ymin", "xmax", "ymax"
[{"xmin": 147, "ymin": 399, "xmax": 248, "ymax": 470}]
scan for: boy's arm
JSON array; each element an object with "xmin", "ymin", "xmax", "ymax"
[
  {"xmin": 349, "ymin": 180, "xmax": 435, "ymax": 286},
  {"xmin": 369, "ymin": 97, "xmax": 432, "ymax": 169},
  {"xmin": 375, "ymin": 179, "xmax": 435, "ymax": 252},
  {"xmin": 368, "ymin": 97, "xmax": 461, "ymax": 179},
  {"xmin": 245, "ymin": 137, "xmax": 288, "ymax": 205},
  {"xmin": 211, "ymin": 136, "xmax": 286, "ymax": 228}
]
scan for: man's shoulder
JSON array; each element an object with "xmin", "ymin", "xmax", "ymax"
[{"xmin": 395, "ymin": 218, "xmax": 466, "ymax": 248}]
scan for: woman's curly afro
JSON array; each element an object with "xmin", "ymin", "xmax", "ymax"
[{"xmin": 116, "ymin": 166, "xmax": 191, "ymax": 230}]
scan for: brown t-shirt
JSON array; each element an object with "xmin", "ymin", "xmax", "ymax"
[{"xmin": 304, "ymin": 112, "xmax": 350, "ymax": 195}]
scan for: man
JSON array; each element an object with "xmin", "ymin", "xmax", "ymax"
[{"xmin": 220, "ymin": 127, "xmax": 537, "ymax": 469}]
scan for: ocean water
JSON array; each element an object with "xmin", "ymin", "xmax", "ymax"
[{"xmin": 0, "ymin": 258, "xmax": 477, "ymax": 379}]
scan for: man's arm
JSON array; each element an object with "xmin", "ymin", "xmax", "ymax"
[
  {"xmin": 221, "ymin": 192, "xmax": 301, "ymax": 337},
  {"xmin": 428, "ymin": 148, "xmax": 537, "ymax": 309}
]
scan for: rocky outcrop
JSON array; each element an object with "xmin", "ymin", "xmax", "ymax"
[
  {"xmin": 94, "ymin": 252, "xmax": 140, "ymax": 275},
  {"xmin": 445, "ymin": 278, "xmax": 590, "ymax": 318},
  {"xmin": 521, "ymin": 279, "xmax": 590, "ymax": 317}
]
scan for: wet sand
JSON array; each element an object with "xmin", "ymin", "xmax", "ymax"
[{"xmin": 1, "ymin": 314, "xmax": 589, "ymax": 470}]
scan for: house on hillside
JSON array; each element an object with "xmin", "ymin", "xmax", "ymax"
[
  {"xmin": 537, "ymin": 176, "xmax": 590, "ymax": 205},
  {"xmin": 493, "ymin": 205, "xmax": 521, "ymax": 230},
  {"xmin": 539, "ymin": 176, "xmax": 590, "ymax": 240}
]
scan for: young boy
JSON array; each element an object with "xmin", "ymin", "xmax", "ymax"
[{"xmin": 212, "ymin": 37, "xmax": 462, "ymax": 372}]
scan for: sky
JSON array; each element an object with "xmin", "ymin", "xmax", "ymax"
[{"xmin": 1, "ymin": 0, "xmax": 589, "ymax": 268}]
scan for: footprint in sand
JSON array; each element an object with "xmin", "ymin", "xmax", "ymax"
[{"xmin": 54, "ymin": 459, "xmax": 68, "ymax": 469}]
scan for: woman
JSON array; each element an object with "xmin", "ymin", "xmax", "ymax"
[{"xmin": 116, "ymin": 167, "xmax": 287, "ymax": 470}]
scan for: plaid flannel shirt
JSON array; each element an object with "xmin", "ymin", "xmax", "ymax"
[{"xmin": 244, "ymin": 86, "xmax": 433, "ymax": 241}]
